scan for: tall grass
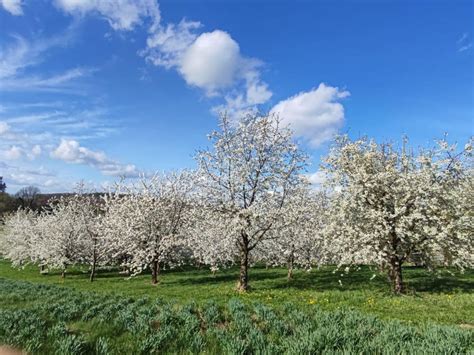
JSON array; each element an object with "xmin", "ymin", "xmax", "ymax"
[{"xmin": 0, "ymin": 279, "xmax": 472, "ymax": 354}]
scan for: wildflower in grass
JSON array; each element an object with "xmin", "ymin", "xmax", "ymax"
[{"xmin": 366, "ymin": 297, "xmax": 375, "ymax": 307}]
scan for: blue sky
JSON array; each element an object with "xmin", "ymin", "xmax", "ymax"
[{"xmin": 0, "ymin": 0, "xmax": 472, "ymax": 193}]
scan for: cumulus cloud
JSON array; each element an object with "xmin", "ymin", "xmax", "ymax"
[
  {"xmin": 54, "ymin": 0, "xmax": 161, "ymax": 31},
  {"xmin": 0, "ymin": 121, "xmax": 10, "ymax": 135},
  {"xmin": 52, "ymin": 0, "xmax": 272, "ymax": 114},
  {"xmin": 143, "ymin": 23, "xmax": 272, "ymax": 111},
  {"xmin": 27, "ymin": 145, "xmax": 42, "ymax": 160},
  {"xmin": 51, "ymin": 139, "xmax": 139, "ymax": 177},
  {"xmin": 3, "ymin": 145, "xmax": 22, "ymax": 160},
  {"xmin": 0, "ymin": 0, "xmax": 23, "ymax": 15},
  {"xmin": 180, "ymin": 31, "xmax": 241, "ymax": 93},
  {"xmin": 271, "ymin": 83, "xmax": 350, "ymax": 147}
]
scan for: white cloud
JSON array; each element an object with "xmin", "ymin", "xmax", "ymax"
[
  {"xmin": 157, "ymin": 29, "xmax": 273, "ymax": 107},
  {"xmin": 0, "ymin": 162, "xmax": 62, "ymax": 192},
  {"xmin": 51, "ymin": 139, "xmax": 139, "ymax": 177},
  {"xmin": 271, "ymin": 83, "xmax": 350, "ymax": 147},
  {"xmin": 0, "ymin": 121, "xmax": 10, "ymax": 134},
  {"xmin": 144, "ymin": 24, "xmax": 272, "ymax": 111},
  {"xmin": 54, "ymin": 0, "xmax": 161, "ymax": 31},
  {"xmin": 3, "ymin": 145, "xmax": 22, "ymax": 160},
  {"xmin": 245, "ymin": 77, "xmax": 272, "ymax": 105},
  {"xmin": 180, "ymin": 31, "xmax": 241, "ymax": 93},
  {"xmin": 53, "ymin": 0, "xmax": 273, "ymax": 114},
  {"xmin": 28, "ymin": 145, "xmax": 42, "ymax": 160},
  {"xmin": 143, "ymin": 19, "xmax": 201, "ymax": 69},
  {"xmin": 0, "ymin": 0, "xmax": 23, "ymax": 15},
  {"xmin": 213, "ymin": 67, "xmax": 273, "ymax": 118}
]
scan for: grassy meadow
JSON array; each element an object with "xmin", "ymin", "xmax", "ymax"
[{"xmin": 0, "ymin": 260, "xmax": 473, "ymax": 353}]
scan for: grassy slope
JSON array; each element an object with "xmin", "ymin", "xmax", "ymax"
[{"xmin": 0, "ymin": 260, "xmax": 472, "ymax": 327}]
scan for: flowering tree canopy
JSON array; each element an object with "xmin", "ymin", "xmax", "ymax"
[
  {"xmin": 103, "ymin": 172, "xmax": 194, "ymax": 284},
  {"xmin": 258, "ymin": 183, "xmax": 329, "ymax": 280},
  {"xmin": 196, "ymin": 113, "xmax": 308, "ymax": 291},
  {"xmin": 322, "ymin": 135, "xmax": 473, "ymax": 293}
]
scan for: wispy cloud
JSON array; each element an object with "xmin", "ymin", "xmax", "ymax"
[
  {"xmin": 458, "ymin": 43, "xmax": 472, "ymax": 53},
  {"xmin": 0, "ymin": 26, "xmax": 93, "ymax": 93},
  {"xmin": 0, "ymin": 67, "xmax": 95, "ymax": 92},
  {"xmin": 0, "ymin": 33, "xmax": 70, "ymax": 79},
  {"xmin": 457, "ymin": 32, "xmax": 472, "ymax": 53}
]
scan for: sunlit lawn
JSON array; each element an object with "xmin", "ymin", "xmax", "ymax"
[{"xmin": 0, "ymin": 260, "xmax": 472, "ymax": 327}]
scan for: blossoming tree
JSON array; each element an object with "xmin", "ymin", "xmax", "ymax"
[
  {"xmin": 196, "ymin": 113, "xmax": 307, "ymax": 291},
  {"xmin": 322, "ymin": 135, "xmax": 473, "ymax": 293},
  {"xmin": 103, "ymin": 172, "xmax": 194, "ymax": 284},
  {"xmin": 259, "ymin": 184, "xmax": 329, "ymax": 280},
  {"xmin": 0, "ymin": 208, "xmax": 38, "ymax": 268}
]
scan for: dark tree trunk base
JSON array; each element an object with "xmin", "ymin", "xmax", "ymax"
[
  {"xmin": 237, "ymin": 244, "xmax": 250, "ymax": 292},
  {"xmin": 389, "ymin": 259, "xmax": 404, "ymax": 294},
  {"xmin": 287, "ymin": 253, "xmax": 294, "ymax": 281},
  {"xmin": 151, "ymin": 260, "xmax": 160, "ymax": 285},
  {"xmin": 89, "ymin": 262, "xmax": 97, "ymax": 282}
]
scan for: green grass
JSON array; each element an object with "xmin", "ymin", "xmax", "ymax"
[
  {"xmin": 0, "ymin": 260, "xmax": 472, "ymax": 326},
  {"xmin": 0, "ymin": 278, "xmax": 472, "ymax": 354}
]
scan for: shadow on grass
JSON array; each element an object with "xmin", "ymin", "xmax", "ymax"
[
  {"xmin": 9, "ymin": 261, "xmax": 473, "ymax": 294},
  {"xmin": 403, "ymin": 267, "xmax": 474, "ymax": 293},
  {"xmin": 166, "ymin": 265, "xmax": 474, "ymax": 294},
  {"xmin": 166, "ymin": 268, "xmax": 285, "ymax": 286}
]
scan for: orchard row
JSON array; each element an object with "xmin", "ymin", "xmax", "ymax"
[{"xmin": 1, "ymin": 114, "xmax": 472, "ymax": 293}]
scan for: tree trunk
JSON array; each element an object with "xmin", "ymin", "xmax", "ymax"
[
  {"xmin": 287, "ymin": 252, "xmax": 294, "ymax": 281},
  {"xmin": 389, "ymin": 257, "xmax": 404, "ymax": 294},
  {"xmin": 89, "ymin": 249, "xmax": 97, "ymax": 282},
  {"xmin": 61, "ymin": 269, "xmax": 66, "ymax": 279},
  {"xmin": 89, "ymin": 260, "xmax": 97, "ymax": 282},
  {"xmin": 39, "ymin": 264, "xmax": 46, "ymax": 274},
  {"xmin": 151, "ymin": 260, "xmax": 160, "ymax": 285},
  {"xmin": 237, "ymin": 236, "xmax": 250, "ymax": 292}
]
